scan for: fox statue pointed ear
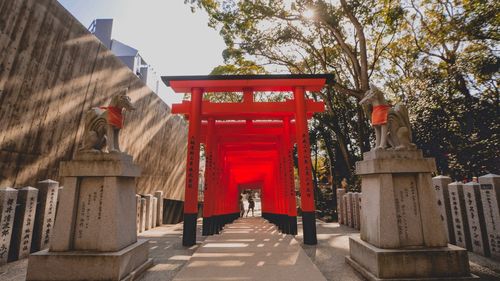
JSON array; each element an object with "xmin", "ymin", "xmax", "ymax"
[
  {"xmin": 360, "ymin": 84, "xmax": 377, "ymax": 104},
  {"xmin": 119, "ymin": 87, "xmax": 129, "ymax": 96}
]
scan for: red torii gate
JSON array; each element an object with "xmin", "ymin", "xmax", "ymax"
[{"xmin": 162, "ymin": 74, "xmax": 333, "ymax": 246}]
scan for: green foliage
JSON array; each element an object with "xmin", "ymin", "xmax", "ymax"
[
  {"xmin": 186, "ymin": 0, "xmax": 500, "ymax": 214},
  {"xmin": 383, "ymin": 0, "xmax": 500, "ymax": 179}
]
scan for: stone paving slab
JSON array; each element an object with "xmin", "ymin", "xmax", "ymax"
[
  {"xmin": 138, "ymin": 221, "xmax": 205, "ymax": 281},
  {"xmin": 172, "ymin": 217, "xmax": 327, "ymax": 281},
  {"xmin": 296, "ymin": 218, "xmax": 364, "ymax": 281}
]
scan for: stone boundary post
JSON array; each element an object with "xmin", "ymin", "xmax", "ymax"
[
  {"xmin": 0, "ymin": 187, "xmax": 18, "ymax": 265},
  {"xmin": 31, "ymin": 180, "xmax": 59, "ymax": 252},
  {"xmin": 479, "ymin": 174, "xmax": 500, "ymax": 260},
  {"xmin": 432, "ymin": 175, "xmax": 455, "ymax": 244},
  {"xmin": 8, "ymin": 187, "xmax": 38, "ymax": 261},
  {"xmin": 464, "ymin": 182, "xmax": 490, "ymax": 256},
  {"xmin": 154, "ymin": 191, "xmax": 164, "ymax": 226}
]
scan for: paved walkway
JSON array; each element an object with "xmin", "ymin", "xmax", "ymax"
[
  {"xmin": 1, "ymin": 218, "xmax": 500, "ymax": 281},
  {"xmin": 172, "ymin": 217, "xmax": 327, "ymax": 281},
  {"xmin": 139, "ymin": 221, "xmax": 205, "ymax": 281}
]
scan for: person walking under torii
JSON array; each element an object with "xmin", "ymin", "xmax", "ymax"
[{"xmin": 246, "ymin": 193, "xmax": 255, "ymax": 217}]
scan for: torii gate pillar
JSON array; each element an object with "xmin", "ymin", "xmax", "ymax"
[
  {"xmin": 294, "ymin": 86, "xmax": 317, "ymax": 245},
  {"xmin": 183, "ymin": 87, "xmax": 203, "ymax": 246},
  {"xmin": 284, "ymin": 117, "xmax": 298, "ymax": 235},
  {"xmin": 202, "ymin": 118, "xmax": 215, "ymax": 236}
]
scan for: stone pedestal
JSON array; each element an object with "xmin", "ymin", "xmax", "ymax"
[
  {"xmin": 0, "ymin": 187, "xmax": 18, "ymax": 265},
  {"xmin": 27, "ymin": 240, "xmax": 151, "ymax": 281},
  {"xmin": 347, "ymin": 150, "xmax": 476, "ymax": 281},
  {"xmin": 9, "ymin": 186, "xmax": 38, "ymax": 261},
  {"xmin": 479, "ymin": 174, "xmax": 500, "ymax": 260},
  {"xmin": 432, "ymin": 175, "xmax": 455, "ymax": 244},
  {"xmin": 31, "ymin": 180, "xmax": 59, "ymax": 252},
  {"xmin": 154, "ymin": 191, "xmax": 163, "ymax": 226},
  {"xmin": 26, "ymin": 153, "xmax": 152, "ymax": 281},
  {"xmin": 346, "ymin": 237, "xmax": 475, "ymax": 281}
]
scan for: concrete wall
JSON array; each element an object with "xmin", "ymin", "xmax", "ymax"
[{"xmin": 0, "ymin": 0, "xmax": 187, "ymax": 201}]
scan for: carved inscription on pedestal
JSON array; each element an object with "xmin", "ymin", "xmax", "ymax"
[
  {"xmin": 74, "ymin": 177, "xmax": 105, "ymax": 250},
  {"xmin": 393, "ymin": 175, "xmax": 423, "ymax": 246}
]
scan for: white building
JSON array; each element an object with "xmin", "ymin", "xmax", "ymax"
[{"xmin": 89, "ymin": 19, "xmax": 161, "ymax": 94}]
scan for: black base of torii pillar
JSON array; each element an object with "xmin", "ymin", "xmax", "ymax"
[
  {"xmin": 302, "ymin": 212, "xmax": 318, "ymax": 245},
  {"xmin": 182, "ymin": 213, "xmax": 198, "ymax": 246}
]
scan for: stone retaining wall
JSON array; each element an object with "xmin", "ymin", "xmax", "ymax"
[{"xmin": 0, "ymin": 0, "xmax": 187, "ymax": 201}]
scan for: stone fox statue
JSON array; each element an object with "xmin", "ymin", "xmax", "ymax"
[
  {"xmin": 359, "ymin": 84, "xmax": 416, "ymax": 150},
  {"xmin": 80, "ymin": 89, "xmax": 135, "ymax": 153}
]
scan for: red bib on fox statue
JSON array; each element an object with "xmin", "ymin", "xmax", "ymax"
[
  {"xmin": 100, "ymin": 106, "xmax": 123, "ymax": 128},
  {"xmin": 371, "ymin": 104, "xmax": 390, "ymax": 126}
]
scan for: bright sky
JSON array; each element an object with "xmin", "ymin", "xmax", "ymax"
[{"xmin": 57, "ymin": 0, "xmax": 227, "ymax": 105}]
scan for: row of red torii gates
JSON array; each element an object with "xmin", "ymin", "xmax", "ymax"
[{"xmin": 162, "ymin": 74, "xmax": 334, "ymax": 246}]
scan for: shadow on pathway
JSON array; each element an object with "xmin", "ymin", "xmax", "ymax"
[{"xmin": 172, "ymin": 217, "xmax": 326, "ymax": 281}]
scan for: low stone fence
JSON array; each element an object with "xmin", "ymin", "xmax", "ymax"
[
  {"xmin": 432, "ymin": 174, "xmax": 499, "ymax": 260},
  {"xmin": 336, "ymin": 189, "xmax": 362, "ymax": 230},
  {"xmin": 336, "ymin": 174, "xmax": 500, "ymax": 260},
  {"xmin": 0, "ymin": 180, "xmax": 60, "ymax": 266},
  {"xmin": 136, "ymin": 191, "xmax": 164, "ymax": 234},
  {"xmin": 0, "ymin": 182, "xmax": 169, "ymax": 266}
]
